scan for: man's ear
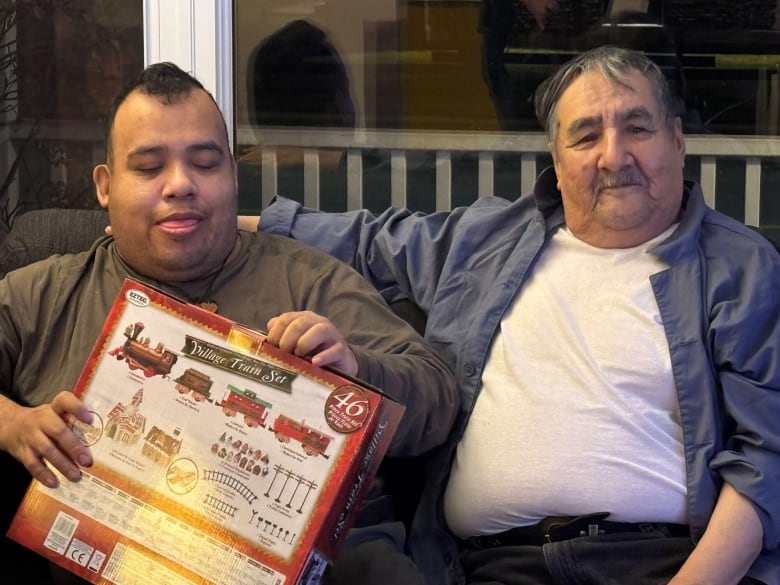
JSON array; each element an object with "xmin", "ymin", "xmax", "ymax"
[
  {"xmin": 549, "ymin": 142, "xmax": 562, "ymax": 191},
  {"xmin": 93, "ymin": 164, "xmax": 111, "ymax": 209},
  {"xmin": 674, "ymin": 116, "xmax": 686, "ymax": 160}
]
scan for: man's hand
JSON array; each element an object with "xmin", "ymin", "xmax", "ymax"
[
  {"xmin": 266, "ymin": 311, "xmax": 358, "ymax": 377},
  {"xmin": 0, "ymin": 391, "xmax": 93, "ymax": 488},
  {"xmin": 238, "ymin": 216, "xmax": 260, "ymax": 232}
]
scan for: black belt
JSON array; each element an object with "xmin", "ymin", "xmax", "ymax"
[{"xmin": 462, "ymin": 513, "xmax": 690, "ymax": 550}]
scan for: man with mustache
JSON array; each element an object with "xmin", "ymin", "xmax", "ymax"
[
  {"xmin": 257, "ymin": 46, "xmax": 780, "ymax": 584},
  {"xmin": 0, "ymin": 62, "xmax": 457, "ymax": 585}
]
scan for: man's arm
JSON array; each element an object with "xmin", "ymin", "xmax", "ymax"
[
  {"xmin": 258, "ymin": 196, "xmax": 485, "ymax": 313},
  {"xmin": 258, "ymin": 237, "xmax": 458, "ymax": 458},
  {"xmin": 0, "ymin": 391, "xmax": 93, "ymax": 488},
  {"xmin": 668, "ymin": 482, "xmax": 762, "ymax": 585},
  {"xmin": 679, "ymin": 227, "xmax": 780, "ymax": 582}
]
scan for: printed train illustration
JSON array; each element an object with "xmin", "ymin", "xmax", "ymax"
[
  {"xmin": 108, "ymin": 323, "xmax": 334, "ymax": 458},
  {"xmin": 109, "ymin": 322, "xmax": 178, "ymax": 378},
  {"xmin": 174, "ymin": 368, "xmax": 214, "ymax": 402},
  {"xmin": 271, "ymin": 414, "xmax": 333, "ymax": 458},
  {"xmin": 216, "ymin": 384, "xmax": 273, "ymax": 428}
]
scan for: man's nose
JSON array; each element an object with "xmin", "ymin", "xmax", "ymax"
[
  {"xmin": 597, "ymin": 130, "xmax": 632, "ymax": 171},
  {"xmin": 162, "ymin": 162, "xmax": 196, "ymax": 198}
]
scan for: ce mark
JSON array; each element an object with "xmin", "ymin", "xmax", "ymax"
[
  {"xmin": 65, "ymin": 540, "xmax": 93, "ymax": 567},
  {"xmin": 70, "ymin": 549, "xmax": 89, "ymax": 563}
]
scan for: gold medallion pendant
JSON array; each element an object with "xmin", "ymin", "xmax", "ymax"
[{"xmin": 198, "ymin": 301, "xmax": 218, "ymax": 313}]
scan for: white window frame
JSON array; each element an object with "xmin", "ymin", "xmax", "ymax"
[{"xmin": 144, "ymin": 0, "xmax": 234, "ymax": 147}]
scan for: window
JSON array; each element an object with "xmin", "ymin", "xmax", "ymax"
[
  {"xmin": 0, "ymin": 0, "xmax": 143, "ymax": 237},
  {"xmin": 233, "ymin": 0, "xmax": 779, "ymax": 238}
]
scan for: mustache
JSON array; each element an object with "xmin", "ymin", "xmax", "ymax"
[{"xmin": 595, "ymin": 171, "xmax": 647, "ymax": 193}]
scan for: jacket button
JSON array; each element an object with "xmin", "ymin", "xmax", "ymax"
[{"xmin": 463, "ymin": 364, "xmax": 476, "ymax": 377}]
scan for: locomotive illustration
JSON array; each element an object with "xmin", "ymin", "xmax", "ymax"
[
  {"xmin": 271, "ymin": 414, "xmax": 333, "ymax": 458},
  {"xmin": 174, "ymin": 368, "xmax": 214, "ymax": 402},
  {"xmin": 216, "ymin": 384, "xmax": 273, "ymax": 428},
  {"xmin": 109, "ymin": 322, "xmax": 178, "ymax": 378}
]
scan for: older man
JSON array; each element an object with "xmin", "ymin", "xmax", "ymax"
[
  {"xmin": 259, "ymin": 46, "xmax": 780, "ymax": 584},
  {"xmin": 0, "ymin": 62, "xmax": 457, "ymax": 585}
]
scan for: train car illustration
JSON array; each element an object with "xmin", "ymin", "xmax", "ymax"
[
  {"xmin": 271, "ymin": 414, "xmax": 333, "ymax": 458},
  {"xmin": 174, "ymin": 368, "xmax": 213, "ymax": 402},
  {"xmin": 108, "ymin": 322, "xmax": 178, "ymax": 378},
  {"xmin": 216, "ymin": 384, "xmax": 272, "ymax": 428}
]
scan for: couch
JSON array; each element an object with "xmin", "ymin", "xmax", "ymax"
[{"xmin": 0, "ymin": 207, "xmax": 776, "ymax": 584}]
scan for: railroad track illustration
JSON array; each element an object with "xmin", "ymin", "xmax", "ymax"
[
  {"xmin": 201, "ymin": 469, "xmax": 258, "ymax": 505},
  {"xmin": 203, "ymin": 493, "xmax": 239, "ymax": 518}
]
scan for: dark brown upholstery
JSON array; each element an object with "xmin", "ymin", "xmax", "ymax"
[{"xmin": 0, "ymin": 208, "xmax": 108, "ymax": 278}]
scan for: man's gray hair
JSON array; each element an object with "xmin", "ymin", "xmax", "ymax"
[{"xmin": 534, "ymin": 46, "xmax": 680, "ymax": 144}]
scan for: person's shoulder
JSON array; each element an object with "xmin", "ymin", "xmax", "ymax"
[
  {"xmin": 694, "ymin": 212, "xmax": 780, "ymax": 290},
  {"xmin": 468, "ymin": 194, "xmax": 518, "ymax": 211},
  {"xmin": 451, "ymin": 193, "xmax": 538, "ymax": 236},
  {"xmin": 244, "ymin": 230, "xmax": 351, "ymax": 266},
  {"xmin": 1, "ymin": 236, "xmax": 112, "ymax": 284},
  {"xmin": 700, "ymin": 210, "xmax": 778, "ymax": 257}
]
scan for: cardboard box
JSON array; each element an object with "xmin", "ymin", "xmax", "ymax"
[{"xmin": 7, "ymin": 278, "xmax": 404, "ymax": 584}]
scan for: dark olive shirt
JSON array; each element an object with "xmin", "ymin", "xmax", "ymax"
[{"xmin": 0, "ymin": 231, "xmax": 457, "ymax": 457}]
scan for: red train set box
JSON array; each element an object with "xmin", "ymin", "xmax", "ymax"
[{"xmin": 7, "ymin": 278, "xmax": 404, "ymax": 585}]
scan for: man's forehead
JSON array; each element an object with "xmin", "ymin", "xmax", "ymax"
[
  {"xmin": 113, "ymin": 90, "xmax": 228, "ymax": 152},
  {"xmin": 558, "ymin": 70, "xmax": 659, "ymax": 120}
]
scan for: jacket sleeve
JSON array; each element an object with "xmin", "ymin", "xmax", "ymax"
[
  {"xmin": 260, "ymin": 195, "xmax": 490, "ymax": 314},
  {"xmin": 707, "ymin": 235, "xmax": 780, "ymax": 550}
]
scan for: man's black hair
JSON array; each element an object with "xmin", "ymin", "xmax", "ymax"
[{"xmin": 103, "ymin": 62, "xmax": 212, "ymax": 164}]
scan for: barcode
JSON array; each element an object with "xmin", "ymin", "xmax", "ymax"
[
  {"xmin": 53, "ymin": 513, "xmax": 78, "ymax": 538},
  {"xmin": 44, "ymin": 511, "xmax": 79, "ymax": 554}
]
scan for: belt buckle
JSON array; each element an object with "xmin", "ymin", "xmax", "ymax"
[
  {"xmin": 543, "ymin": 513, "xmax": 610, "ymax": 542},
  {"xmin": 542, "ymin": 520, "xmax": 564, "ymax": 543},
  {"xmin": 582, "ymin": 523, "xmax": 604, "ymax": 537}
]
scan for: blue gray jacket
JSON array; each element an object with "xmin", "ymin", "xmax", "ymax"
[{"xmin": 261, "ymin": 167, "xmax": 780, "ymax": 584}]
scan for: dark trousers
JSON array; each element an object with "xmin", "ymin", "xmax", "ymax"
[
  {"xmin": 322, "ymin": 521, "xmax": 425, "ymax": 585},
  {"xmin": 461, "ymin": 531, "xmax": 763, "ymax": 585}
]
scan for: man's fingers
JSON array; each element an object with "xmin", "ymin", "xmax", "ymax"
[
  {"xmin": 49, "ymin": 392, "xmax": 94, "ymax": 469},
  {"xmin": 51, "ymin": 391, "xmax": 93, "ymax": 424},
  {"xmin": 26, "ymin": 456, "xmax": 60, "ymax": 489}
]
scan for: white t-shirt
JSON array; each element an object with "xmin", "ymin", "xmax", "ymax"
[{"xmin": 443, "ymin": 224, "xmax": 688, "ymax": 538}]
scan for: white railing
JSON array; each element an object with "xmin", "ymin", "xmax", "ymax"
[
  {"xmin": 4, "ymin": 122, "xmax": 777, "ymax": 232},
  {"xmin": 237, "ymin": 126, "xmax": 780, "ymax": 229}
]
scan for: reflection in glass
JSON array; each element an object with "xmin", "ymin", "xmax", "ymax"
[{"xmin": 234, "ymin": 0, "xmax": 779, "ymax": 224}]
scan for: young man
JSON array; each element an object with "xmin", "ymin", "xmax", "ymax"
[
  {"xmin": 0, "ymin": 62, "xmax": 457, "ymax": 585},
  {"xmin": 259, "ymin": 46, "xmax": 780, "ymax": 584}
]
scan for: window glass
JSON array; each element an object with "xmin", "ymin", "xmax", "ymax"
[
  {"xmin": 0, "ymin": 0, "xmax": 143, "ymax": 237},
  {"xmin": 234, "ymin": 0, "xmax": 780, "ymax": 230}
]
